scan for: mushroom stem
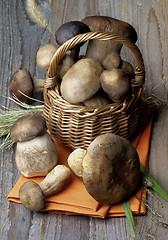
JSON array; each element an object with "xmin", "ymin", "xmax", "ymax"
[
  {"xmin": 39, "ymin": 165, "xmax": 71, "ymax": 197},
  {"xmin": 33, "ymin": 78, "xmax": 45, "ymax": 92},
  {"xmin": 70, "ymin": 46, "xmax": 80, "ymax": 62}
]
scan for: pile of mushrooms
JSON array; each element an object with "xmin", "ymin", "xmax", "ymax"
[
  {"xmin": 8, "ymin": 16, "xmax": 136, "ymax": 106},
  {"xmin": 7, "ymin": 16, "xmax": 141, "ymax": 211},
  {"xmin": 57, "ymin": 16, "xmax": 137, "ymax": 106}
]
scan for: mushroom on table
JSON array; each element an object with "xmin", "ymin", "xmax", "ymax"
[
  {"xmin": 10, "ymin": 113, "xmax": 58, "ymax": 177},
  {"xmin": 8, "ymin": 68, "xmax": 45, "ymax": 103},
  {"xmin": 19, "ymin": 165, "xmax": 71, "ymax": 211}
]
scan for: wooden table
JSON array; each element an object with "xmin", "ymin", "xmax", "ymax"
[{"xmin": 1, "ymin": 0, "xmax": 168, "ymax": 239}]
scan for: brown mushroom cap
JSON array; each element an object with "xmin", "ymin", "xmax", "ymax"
[
  {"xmin": 8, "ymin": 68, "xmax": 34, "ymax": 103},
  {"xmin": 83, "ymin": 90, "xmax": 111, "ymax": 107},
  {"xmin": 82, "ymin": 16, "xmax": 137, "ymax": 62},
  {"xmin": 61, "ymin": 58, "xmax": 104, "ymax": 104},
  {"xmin": 19, "ymin": 181, "xmax": 45, "ymax": 211},
  {"xmin": 82, "ymin": 16, "xmax": 137, "ymax": 43},
  {"xmin": 120, "ymin": 60, "xmax": 134, "ymax": 77},
  {"xmin": 55, "ymin": 21, "xmax": 90, "ymax": 61},
  {"xmin": 82, "ymin": 133, "xmax": 141, "ymax": 205},
  {"xmin": 10, "ymin": 113, "xmax": 46, "ymax": 142},
  {"xmin": 102, "ymin": 52, "xmax": 121, "ymax": 70},
  {"xmin": 100, "ymin": 68, "xmax": 130, "ymax": 102},
  {"xmin": 55, "ymin": 21, "xmax": 90, "ymax": 46},
  {"xmin": 36, "ymin": 44, "xmax": 58, "ymax": 71}
]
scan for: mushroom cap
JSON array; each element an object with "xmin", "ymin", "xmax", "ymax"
[
  {"xmin": 120, "ymin": 60, "xmax": 134, "ymax": 77},
  {"xmin": 82, "ymin": 16, "xmax": 137, "ymax": 43},
  {"xmin": 36, "ymin": 44, "xmax": 58, "ymax": 71},
  {"xmin": 102, "ymin": 52, "xmax": 121, "ymax": 70},
  {"xmin": 8, "ymin": 68, "xmax": 34, "ymax": 103},
  {"xmin": 55, "ymin": 21, "xmax": 90, "ymax": 47},
  {"xmin": 100, "ymin": 68, "xmax": 130, "ymax": 102},
  {"xmin": 82, "ymin": 133, "xmax": 140, "ymax": 205},
  {"xmin": 19, "ymin": 181, "xmax": 45, "ymax": 211},
  {"xmin": 83, "ymin": 90, "xmax": 111, "ymax": 107},
  {"xmin": 10, "ymin": 113, "xmax": 46, "ymax": 142},
  {"xmin": 60, "ymin": 58, "xmax": 104, "ymax": 104}
]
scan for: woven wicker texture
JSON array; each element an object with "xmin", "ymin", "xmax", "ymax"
[{"xmin": 43, "ymin": 32, "xmax": 145, "ymax": 149}]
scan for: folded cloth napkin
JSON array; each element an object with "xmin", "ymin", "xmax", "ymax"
[{"xmin": 7, "ymin": 103, "xmax": 153, "ymax": 218}]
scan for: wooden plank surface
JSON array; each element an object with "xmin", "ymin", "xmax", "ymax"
[{"xmin": 0, "ymin": 0, "xmax": 168, "ymax": 239}]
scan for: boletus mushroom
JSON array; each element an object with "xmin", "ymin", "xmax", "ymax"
[
  {"xmin": 82, "ymin": 16, "xmax": 137, "ymax": 62},
  {"xmin": 61, "ymin": 58, "xmax": 104, "ymax": 104},
  {"xmin": 55, "ymin": 21, "xmax": 90, "ymax": 62},
  {"xmin": 83, "ymin": 90, "xmax": 111, "ymax": 107},
  {"xmin": 8, "ymin": 68, "xmax": 45, "ymax": 103},
  {"xmin": 100, "ymin": 68, "xmax": 130, "ymax": 102},
  {"xmin": 36, "ymin": 43, "xmax": 74, "ymax": 78},
  {"xmin": 102, "ymin": 52, "xmax": 121, "ymax": 70},
  {"xmin": 10, "ymin": 113, "xmax": 58, "ymax": 177},
  {"xmin": 68, "ymin": 148, "xmax": 86, "ymax": 178},
  {"xmin": 82, "ymin": 133, "xmax": 141, "ymax": 205},
  {"xmin": 19, "ymin": 165, "xmax": 71, "ymax": 211}
]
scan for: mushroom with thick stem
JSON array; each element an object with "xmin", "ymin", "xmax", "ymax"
[
  {"xmin": 55, "ymin": 21, "xmax": 90, "ymax": 62},
  {"xmin": 81, "ymin": 16, "xmax": 137, "ymax": 63},
  {"xmin": 60, "ymin": 58, "xmax": 104, "ymax": 104},
  {"xmin": 100, "ymin": 68, "xmax": 130, "ymax": 102},
  {"xmin": 10, "ymin": 113, "xmax": 58, "ymax": 177},
  {"xmin": 67, "ymin": 133, "xmax": 141, "ymax": 205},
  {"xmin": 36, "ymin": 43, "xmax": 74, "ymax": 78},
  {"xmin": 19, "ymin": 165, "xmax": 71, "ymax": 211},
  {"xmin": 8, "ymin": 68, "xmax": 45, "ymax": 103}
]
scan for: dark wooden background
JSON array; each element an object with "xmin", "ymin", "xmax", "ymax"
[{"xmin": 0, "ymin": 0, "xmax": 168, "ymax": 239}]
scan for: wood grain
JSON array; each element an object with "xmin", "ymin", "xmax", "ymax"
[{"xmin": 0, "ymin": 0, "xmax": 168, "ymax": 239}]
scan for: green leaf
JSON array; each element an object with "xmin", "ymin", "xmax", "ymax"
[
  {"xmin": 140, "ymin": 165, "xmax": 168, "ymax": 202},
  {"xmin": 122, "ymin": 200, "xmax": 135, "ymax": 237}
]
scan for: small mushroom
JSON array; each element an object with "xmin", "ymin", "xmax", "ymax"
[
  {"xmin": 8, "ymin": 68, "xmax": 45, "ymax": 103},
  {"xmin": 83, "ymin": 90, "xmax": 111, "ymax": 107},
  {"xmin": 82, "ymin": 133, "xmax": 141, "ymax": 205},
  {"xmin": 55, "ymin": 21, "xmax": 90, "ymax": 62},
  {"xmin": 120, "ymin": 60, "xmax": 134, "ymax": 77},
  {"xmin": 61, "ymin": 58, "xmax": 104, "ymax": 104},
  {"xmin": 36, "ymin": 44, "xmax": 58, "ymax": 71},
  {"xmin": 19, "ymin": 181, "xmax": 45, "ymax": 211},
  {"xmin": 102, "ymin": 52, "xmax": 121, "ymax": 70},
  {"xmin": 100, "ymin": 68, "xmax": 130, "ymax": 102},
  {"xmin": 67, "ymin": 148, "xmax": 86, "ymax": 178},
  {"xmin": 19, "ymin": 165, "xmax": 71, "ymax": 211},
  {"xmin": 10, "ymin": 113, "xmax": 58, "ymax": 177},
  {"xmin": 82, "ymin": 16, "xmax": 137, "ymax": 62},
  {"xmin": 36, "ymin": 44, "xmax": 74, "ymax": 78}
]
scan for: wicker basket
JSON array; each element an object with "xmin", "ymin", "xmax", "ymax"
[{"xmin": 43, "ymin": 32, "xmax": 145, "ymax": 150}]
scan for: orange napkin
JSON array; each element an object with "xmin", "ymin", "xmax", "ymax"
[{"xmin": 7, "ymin": 103, "xmax": 153, "ymax": 218}]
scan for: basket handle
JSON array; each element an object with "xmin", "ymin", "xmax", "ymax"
[{"xmin": 45, "ymin": 31, "xmax": 145, "ymax": 90}]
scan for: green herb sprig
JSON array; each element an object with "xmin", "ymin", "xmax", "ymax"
[{"xmin": 123, "ymin": 165, "xmax": 168, "ymax": 237}]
